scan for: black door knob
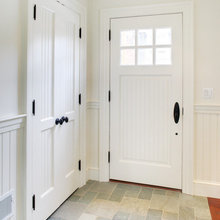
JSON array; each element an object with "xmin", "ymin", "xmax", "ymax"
[
  {"xmin": 55, "ymin": 118, "xmax": 60, "ymax": 125},
  {"xmin": 62, "ymin": 116, "xmax": 69, "ymax": 123},
  {"xmin": 59, "ymin": 118, "xmax": 64, "ymax": 125},
  {"xmin": 55, "ymin": 118, "xmax": 64, "ymax": 125}
]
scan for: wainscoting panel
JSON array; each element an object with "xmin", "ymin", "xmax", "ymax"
[
  {"xmin": 0, "ymin": 115, "xmax": 25, "ymax": 220},
  {"xmin": 86, "ymin": 102, "xmax": 99, "ymax": 181},
  {"xmin": 194, "ymin": 105, "xmax": 220, "ymax": 198},
  {"xmin": 86, "ymin": 102, "xmax": 220, "ymax": 198}
]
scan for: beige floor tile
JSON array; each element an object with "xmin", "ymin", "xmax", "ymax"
[
  {"xmin": 150, "ymin": 194, "xmax": 168, "ymax": 210},
  {"xmin": 194, "ymin": 207, "xmax": 212, "ymax": 219},
  {"xmin": 138, "ymin": 188, "xmax": 153, "ymax": 200},
  {"xmin": 113, "ymin": 211, "xmax": 130, "ymax": 220},
  {"xmin": 78, "ymin": 213, "xmax": 97, "ymax": 220},
  {"xmin": 153, "ymin": 189, "xmax": 166, "ymax": 195},
  {"xmin": 90, "ymin": 182, "xmax": 117, "ymax": 194},
  {"xmin": 162, "ymin": 211, "xmax": 178, "ymax": 220},
  {"xmin": 124, "ymin": 190, "xmax": 140, "ymax": 198},
  {"xmin": 52, "ymin": 201, "xmax": 87, "ymax": 220},
  {"xmin": 146, "ymin": 209, "xmax": 162, "ymax": 220},
  {"xmin": 119, "ymin": 197, "xmax": 138, "ymax": 213},
  {"xmin": 86, "ymin": 199, "xmax": 119, "ymax": 219},
  {"xmin": 180, "ymin": 194, "xmax": 209, "ymax": 209},
  {"xmin": 179, "ymin": 206, "xmax": 194, "ymax": 220},
  {"xmin": 134, "ymin": 199, "xmax": 150, "ymax": 216},
  {"xmin": 163, "ymin": 196, "xmax": 179, "ymax": 214},
  {"xmin": 129, "ymin": 213, "xmax": 146, "ymax": 220},
  {"xmin": 166, "ymin": 191, "xmax": 180, "ymax": 198}
]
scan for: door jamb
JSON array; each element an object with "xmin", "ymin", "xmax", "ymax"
[
  {"xmin": 26, "ymin": 0, "xmax": 87, "ymax": 219},
  {"xmin": 99, "ymin": 2, "xmax": 194, "ymax": 194}
]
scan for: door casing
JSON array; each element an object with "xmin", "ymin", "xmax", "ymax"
[
  {"xmin": 26, "ymin": 0, "xmax": 87, "ymax": 219},
  {"xmin": 99, "ymin": 2, "xmax": 194, "ymax": 194}
]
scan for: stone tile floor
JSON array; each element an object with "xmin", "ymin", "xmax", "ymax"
[{"xmin": 48, "ymin": 180, "xmax": 212, "ymax": 220}]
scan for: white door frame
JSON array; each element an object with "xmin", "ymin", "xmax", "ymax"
[
  {"xmin": 99, "ymin": 1, "xmax": 194, "ymax": 194},
  {"xmin": 26, "ymin": 0, "xmax": 87, "ymax": 219}
]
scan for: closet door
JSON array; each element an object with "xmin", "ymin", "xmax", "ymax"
[{"xmin": 32, "ymin": 1, "xmax": 80, "ymax": 219}]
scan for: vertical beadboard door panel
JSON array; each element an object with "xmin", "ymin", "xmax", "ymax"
[
  {"xmin": 110, "ymin": 14, "xmax": 183, "ymax": 189},
  {"xmin": 32, "ymin": 0, "xmax": 80, "ymax": 219},
  {"xmin": 54, "ymin": 7, "xmax": 80, "ymax": 202},
  {"xmin": 0, "ymin": 116, "xmax": 25, "ymax": 220},
  {"xmin": 194, "ymin": 105, "xmax": 220, "ymax": 198},
  {"xmin": 32, "ymin": 2, "xmax": 57, "ymax": 218}
]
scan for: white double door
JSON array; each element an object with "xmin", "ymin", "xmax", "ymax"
[
  {"xmin": 110, "ymin": 14, "xmax": 183, "ymax": 189},
  {"xmin": 32, "ymin": 1, "xmax": 80, "ymax": 219}
]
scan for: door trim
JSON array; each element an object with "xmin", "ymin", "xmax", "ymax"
[
  {"xmin": 99, "ymin": 2, "xmax": 194, "ymax": 194},
  {"xmin": 26, "ymin": 0, "xmax": 87, "ymax": 219}
]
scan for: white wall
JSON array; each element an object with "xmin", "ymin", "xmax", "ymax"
[
  {"xmin": 194, "ymin": 0, "xmax": 220, "ymax": 104},
  {"xmin": 86, "ymin": 0, "xmax": 220, "ymax": 198},
  {"xmin": 0, "ymin": 0, "xmax": 26, "ymax": 118}
]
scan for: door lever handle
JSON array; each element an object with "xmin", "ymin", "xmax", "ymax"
[{"xmin": 174, "ymin": 102, "xmax": 180, "ymax": 124}]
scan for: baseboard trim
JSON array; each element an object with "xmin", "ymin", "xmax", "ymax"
[
  {"xmin": 86, "ymin": 167, "xmax": 99, "ymax": 181},
  {"xmin": 194, "ymin": 180, "xmax": 220, "ymax": 199}
]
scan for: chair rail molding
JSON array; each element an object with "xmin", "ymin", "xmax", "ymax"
[
  {"xmin": 194, "ymin": 104, "xmax": 220, "ymax": 199},
  {"xmin": 0, "ymin": 114, "xmax": 26, "ymax": 220},
  {"xmin": 86, "ymin": 101, "xmax": 100, "ymax": 110}
]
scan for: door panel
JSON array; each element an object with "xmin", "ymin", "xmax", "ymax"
[
  {"xmin": 110, "ymin": 14, "xmax": 183, "ymax": 189},
  {"xmin": 32, "ymin": 1, "xmax": 80, "ymax": 219}
]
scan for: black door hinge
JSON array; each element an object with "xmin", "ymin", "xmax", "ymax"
[
  {"xmin": 33, "ymin": 4, "xmax": 37, "ymax": 20},
  {"xmin": 109, "ymin": 30, "xmax": 111, "ymax": 41},
  {"xmin": 108, "ymin": 90, "xmax": 111, "ymax": 102},
  {"xmin": 32, "ymin": 195, "xmax": 35, "ymax": 211},
  {"xmin": 108, "ymin": 151, "xmax": 110, "ymax": 163},
  {"xmin": 79, "ymin": 28, "xmax": 82, "ymax": 39},
  {"xmin": 32, "ymin": 100, "xmax": 35, "ymax": 115},
  {"xmin": 78, "ymin": 160, "xmax": 81, "ymax": 171},
  {"xmin": 79, "ymin": 94, "xmax": 82, "ymax": 105}
]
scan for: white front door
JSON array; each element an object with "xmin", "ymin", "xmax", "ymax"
[
  {"xmin": 110, "ymin": 14, "xmax": 183, "ymax": 189},
  {"xmin": 32, "ymin": 1, "xmax": 80, "ymax": 219}
]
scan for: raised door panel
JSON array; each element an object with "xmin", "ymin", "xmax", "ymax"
[
  {"xmin": 54, "ymin": 9, "xmax": 80, "ymax": 200},
  {"xmin": 32, "ymin": 2, "xmax": 59, "ymax": 220}
]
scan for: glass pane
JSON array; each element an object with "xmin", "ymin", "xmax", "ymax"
[
  {"xmin": 120, "ymin": 30, "xmax": 135, "ymax": 47},
  {"xmin": 138, "ymin": 29, "xmax": 153, "ymax": 46},
  {"xmin": 120, "ymin": 49, "xmax": 135, "ymax": 66},
  {"xmin": 156, "ymin": 28, "xmax": 172, "ymax": 45},
  {"xmin": 138, "ymin": 49, "xmax": 153, "ymax": 65},
  {"xmin": 156, "ymin": 48, "xmax": 172, "ymax": 65}
]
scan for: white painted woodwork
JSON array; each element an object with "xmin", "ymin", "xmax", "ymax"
[
  {"xmin": 194, "ymin": 105, "xmax": 220, "ymax": 198},
  {"xmin": 110, "ymin": 14, "xmax": 183, "ymax": 189},
  {"xmin": 99, "ymin": 2, "xmax": 194, "ymax": 194},
  {"xmin": 86, "ymin": 102, "xmax": 99, "ymax": 181},
  {"xmin": 32, "ymin": 1, "xmax": 80, "ymax": 219},
  {"xmin": 0, "ymin": 116, "xmax": 25, "ymax": 220}
]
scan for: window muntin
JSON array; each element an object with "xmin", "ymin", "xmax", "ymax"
[{"xmin": 119, "ymin": 28, "xmax": 172, "ymax": 66}]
